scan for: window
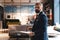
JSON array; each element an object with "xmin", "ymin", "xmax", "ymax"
[{"xmin": 4, "ymin": 5, "xmax": 17, "ymax": 13}]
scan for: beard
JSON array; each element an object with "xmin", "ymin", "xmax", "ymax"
[{"xmin": 35, "ymin": 9, "xmax": 40, "ymax": 13}]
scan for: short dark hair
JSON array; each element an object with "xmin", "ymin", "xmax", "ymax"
[{"xmin": 35, "ymin": 3, "xmax": 41, "ymax": 6}]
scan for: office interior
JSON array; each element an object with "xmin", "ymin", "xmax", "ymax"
[{"xmin": 0, "ymin": 0, "xmax": 60, "ymax": 40}]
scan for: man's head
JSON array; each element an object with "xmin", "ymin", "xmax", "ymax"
[{"xmin": 35, "ymin": 3, "xmax": 41, "ymax": 13}]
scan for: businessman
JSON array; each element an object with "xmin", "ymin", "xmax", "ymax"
[{"xmin": 31, "ymin": 3, "xmax": 48, "ymax": 40}]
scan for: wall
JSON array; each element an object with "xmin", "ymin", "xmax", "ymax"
[
  {"xmin": 54, "ymin": 0, "xmax": 59, "ymax": 24},
  {"xmin": 59, "ymin": 0, "xmax": 60, "ymax": 24},
  {"xmin": 4, "ymin": 5, "xmax": 35, "ymax": 25}
]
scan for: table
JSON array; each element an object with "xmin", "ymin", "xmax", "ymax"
[{"xmin": 9, "ymin": 31, "xmax": 34, "ymax": 40}]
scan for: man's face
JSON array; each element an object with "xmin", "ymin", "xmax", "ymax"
[{"xmin": 35, "ymin": 5, "xmax": 41, "ymax": 13}]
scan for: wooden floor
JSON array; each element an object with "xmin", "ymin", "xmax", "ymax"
[
  {"xmin": 1, "ymin": 33, "xmax": 60, "ymax": 40},
  {"xmin": 0, "ymin": 33, "xmax": 30, "ymax": 40},
  {"xmin": 0, "ymin": 33, "xmax": 9, "ymax": 40}
]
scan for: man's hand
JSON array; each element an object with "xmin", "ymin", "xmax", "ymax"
[{"xmin": 28, "ymin": 32, "xmax": 35, "ymax": 37}]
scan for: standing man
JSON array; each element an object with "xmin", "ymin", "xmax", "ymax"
[{"xmin": 31, "ymin": 3, "xmax": 48, "ymax": 40}]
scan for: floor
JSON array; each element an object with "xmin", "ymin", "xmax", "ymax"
[
  {"xmin": 0, "ymin": 33, "xmax": 60, "ymax": 40},
  {"xmin": 0, "ymin": 33, "xmax": 31, "ymax": 40},
  {"xmin": 49, "ymin": 34, "xmax": 60, "ymax": 40},
  {"xmin": 0, "ymin": 33, "xmax": 9, "ymax": 40}
]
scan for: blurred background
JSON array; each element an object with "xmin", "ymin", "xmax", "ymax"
[{"xmin": 0, "ymin": 0, "xmax": 60, "ymax": 40}]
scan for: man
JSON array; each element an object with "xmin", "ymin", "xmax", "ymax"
[{"xmin": 31, "ymin": 3, "xmax": 48, "ymax": 40}]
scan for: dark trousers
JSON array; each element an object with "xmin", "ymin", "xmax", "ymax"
[{"xmin": 31, "ymin": 34, "xmax": 44, "ymax": 40}]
